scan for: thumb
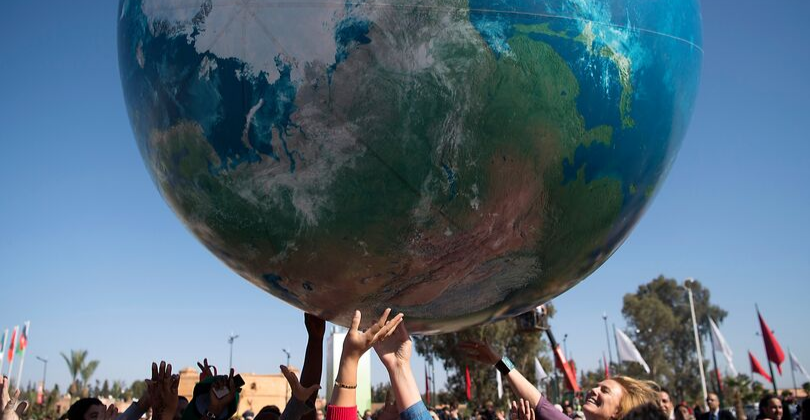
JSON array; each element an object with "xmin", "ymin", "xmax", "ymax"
[
  {"xmin": 350, "ymin": 310, "xmax": 362, "ymax": 333},
  {"xmin": 303, "ymin": 384, "xmax": 321, "ymax": 399}
]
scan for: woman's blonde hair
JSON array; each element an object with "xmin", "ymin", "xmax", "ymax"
[{"xmin": 610, "ymin": 376, "xmax": 661, "ymax": 418}]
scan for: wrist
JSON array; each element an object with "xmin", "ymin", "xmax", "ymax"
[{"xmin": 494, "ymin": 356, "xmax": 515, "ymax": 376}]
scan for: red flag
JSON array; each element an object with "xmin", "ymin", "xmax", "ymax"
[
  {"xmin": 465, "ymin": 365, "xmax": 472, "ymax": 401},
  {"xmin": 425, "ymin": 365, "xmax": 431, "ymax": 405},
  {"xmin": 7, "ymin": 327, "xmax": 16, "ymax": 363},
  {"xmin": 757, "ymin": 310, "xmax": 785, "ymax": 374},
  {"xmin": 749, "ymin": 351, "xmax": 772, "ymax": 382}
]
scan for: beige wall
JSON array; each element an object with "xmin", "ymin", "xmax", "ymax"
[{"xmin": 178, "ymin": 367, "xmax": 296, "ymax": 416}]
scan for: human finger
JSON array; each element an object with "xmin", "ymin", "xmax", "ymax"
[
  {"xmin": 151, "ymin": 362, "xmax": 159, "ymax": 381},
  {"xmin": 377, "ymin": 314, "xmax": 404, "ymax": 340},
  {"xmin": 280, "ymin": 365, "xmax": 299, "ymax": 386},
  {"xmin": 349, "ymin": 310, "xmax": 362, "ymax": 333},
  {"xmin": 376, "ymin": 308, "xmax": 392, "ymax": 329}
]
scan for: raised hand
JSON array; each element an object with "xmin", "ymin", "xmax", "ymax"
[
  {"xmin": 147, "ymin": 361, "xmax": 180, "ymax": 420},
  {"xmin": 342, "ymin": 308, "xmax": 404, "ymax": 361},
  {"xmin": 208, "ymin": 368, "xmax": 236, "ymax": 417},
  {"xmin": 197, "ymin": 358, "xmax": 218, "ymax": 381},
  {"xmin": 1, "ymin": 376, "xmax": 29, "ymax": 420},
  {"xmin": 376, "ymin": 391, "xmax": 398, "ymax": 420},
  {"xmin": 102, "ymin": 404, "xmax": 120, "ymax": 420},
  {"xmin": 458, "ymin": 340, "xmax": 501, "ymax": 365},
  {"xmin": 280, "ymin": 365, "xmax": 320, "ymax": 402},
  {"xmin": 510, "ymin": 399, "xmax": 535, "ymax": 420},
  {"xmin": 304, "ymin": 313, "xmax": 326, "ymax": 339},
  {"xmin": 373, "ymin": 323, "xmax": 412, "ymax": 370}
]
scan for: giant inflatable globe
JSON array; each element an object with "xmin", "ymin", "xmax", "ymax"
[{"xmin": 118, "ymin": 0, "xmax": 701, "ymax": 333}]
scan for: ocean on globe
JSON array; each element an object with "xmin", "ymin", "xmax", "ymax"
[{"xmin": 118, "ymin": 0, "xmax": 702, "ymax": 333}]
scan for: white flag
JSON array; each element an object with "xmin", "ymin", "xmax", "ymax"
[
  {"xmin": 709, "ymin": 318, "xmax": 738, "ymax": 376},
  {"xmin": 496, "ymin": 370, "xmax": 503, "ymax": 399},
  {"xmin": 614, "ymin": 327, "xmax": 650, "ymax": 373},
  {"xmin": 790, "ymin": 351, "xmax": 810, "ymax": 381},
  {"xmin": 535, "ymin": 357, "xmax": 548, "ymax": 383}
]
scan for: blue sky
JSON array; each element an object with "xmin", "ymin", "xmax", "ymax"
[{"xmin": 1, "ymin": 0, "xmax": 808, "ymax": 396}]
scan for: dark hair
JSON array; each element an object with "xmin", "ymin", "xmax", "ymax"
[
  {"xmin": 621, "ymin": 402, "xmax": 668, "ymax": 420},
  {"xmin": 660, "ymin": 388, "xmax": 670, "ymax": 396},
  {"xmin": 67, "ymin": 398, "xmax": 103, "ymax": 420},
  {"xmin": 178, "ymin": 396, "xmax": 189, "ymax": 404},
  {"xmin": 760, "ymin": 394, "xmax": 780, "ymax": 414}
]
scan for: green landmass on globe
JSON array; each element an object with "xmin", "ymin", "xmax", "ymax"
[{"xmin": 118, "ymin": 0, "xmax": 702, "ymax": 333}]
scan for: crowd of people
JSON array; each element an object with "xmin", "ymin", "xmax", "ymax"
[{"xmin": 0, "ymin": 311, "xmax": 807, "ymax": 420}]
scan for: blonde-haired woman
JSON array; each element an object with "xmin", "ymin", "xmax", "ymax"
[{"xmin": 460, "ymin": 341, "xmax": 659, "ymax": 420}]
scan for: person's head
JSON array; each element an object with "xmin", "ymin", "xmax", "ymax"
[
  {"xmin": 621, "ymin": 403, "xmax": 668, "ymax": 420},
  {"xmin": 486, "ymin": 401, "xmax": 494, "ymax": 411},
  {"xmin": 706, "ymin": 393, "xmax": 720, "ymax": 412},
  {"xmin": 582, "ymin": 376, "xmax": 659, "ymax": 420},
  {"xmin": 176, "ymin": 396, "xmax": 189, "ymax": 420},
  {"xmin": 67, "ymin": 398, "xmax": 104, "ymax": 420},
  {"xmin": 255, "ymin": 405, "xmax": 281, "ymax": 420},
  {"xmin": 659, "ymin": 389, "xmax": 673, "ymax": 416},
  {"xmin": 565, "ymin": 406, "xmax": 575, "ymax": 417},
  {"xmin": 674, "ymin": 403, "xmax": 692, "ymax": 420},
  {"xmin": 316, "ymin": 410, "xmax": 325, "ymax": 420},
  {"xmin": 759, "ymin": 395, "xmax": 783, "ymax": 420},
  {"xmin": 364, "ymin": 410, "xmax": 373, "ymax": 420}
]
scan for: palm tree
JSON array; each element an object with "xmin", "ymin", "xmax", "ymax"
[{"xmin": 61, "ymin": 350, "xmax": 100, "ymax": 396}]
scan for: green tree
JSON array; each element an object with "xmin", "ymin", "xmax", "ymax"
[
  {"xmin": 129, "ymin": 380, "xmax": 148, "ymax": 401},
  {"xmin": 621, "ymin": 276, "xmax": 727, "ymax": 403},
  {"xmin": 372, "ymin": 382, "xmax": 392, "ymax": 403},
  {"xmin": 413, "ymin": 307, "xmax": 554, "ymax": 407},
  {"xmin": 61, "ymin": 349, "xmax": 100, "ymax": 397}
]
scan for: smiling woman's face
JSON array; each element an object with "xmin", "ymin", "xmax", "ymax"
[{"xmin": 583, "ymin": 380, "xmax": 625, "ymax": 420}]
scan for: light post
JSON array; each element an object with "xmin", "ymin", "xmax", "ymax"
[
  {"xmin": 563, "ymin": 334, "xmax": 569, "ymax": 360},
  {"xmin": 228, "ymin": 332, "xmax": 240, "ymax": 371},
  {"xmin": 602, "ymin": 313, "xmax": 614, "ymax": 368},
  {"xmin": 35, "ymin": 356, "xmax": 48, "ymax": 391},
  {"xmin": 282, "ymin": 349, "xmax": 291, "ymax": 402},
  {"xmin": 685, "ymin": 278, "xmax": 708, "ymax": 409}
]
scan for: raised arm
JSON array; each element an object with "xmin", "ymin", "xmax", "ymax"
[
  {"xmin": 373, "ymin": 324, "xmax": 422, "ymax": 414},
  {"xmin": 329, "ymin": 309, "xmax": 403, "ymax": 415},
  {"xmin": 300, "ymin": 314, "xmax": 326, "ymax": 420},
  {"xmin": 459, "ymin": 341, "xmax": 542, "ymax": 407}
]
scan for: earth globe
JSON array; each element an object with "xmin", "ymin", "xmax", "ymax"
[{"xmin": 118, "ymin": 0, "xmax": 702, "ymax": 333}]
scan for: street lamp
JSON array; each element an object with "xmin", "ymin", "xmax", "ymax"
[
  {"xmin": 563, "ymin": 334, "xmax": 569, "ymax": 360},
  {"xmin": 35, "ymin": 356, "xmax": 48, "ymax": 391},
  {"xmin": 602, "ymin": 313, "xmax": 615, "ymax": 367},
  {"xmin": 282, "ymin": 349, "xmax": 291, "ymax": 367},
  {"xmin": 684, "ymin": 278, "xmax": 708, "ymax": 409},
  {"xmin": 282, "ymin": 349, "xmax": 292, "ymax": 402},
  {"xmin": 228, "ymin": 332, "xmax": 240, "ymax": 371}
]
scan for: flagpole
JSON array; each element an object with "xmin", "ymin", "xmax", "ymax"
[
  {"xmin": 612, "ymin": 323, "xmax": 621, "ymax": 376},
  {"xmin": 685, "ymin": 279, "xmax": 708, "ymax": 409},
  {"xmin": 15, "ymin": 351, "xmax": 26, "ymax": 391},
  {"xmin": 789, "ymin": 348, "xmax": 798, "ymax": 398},
  {"xmin": 756, "ymin": 304, "xmax": 779, "ymax": 393},
  {"xmin": 7, "ymin": 326, "xmax": 18, "ymax": 380},
  {"xmin": 15, "ymin": 321, "xmax": 30, "ymax": 390},
  {"xmin": 708, "ymin": 324, "xmax": 724, "ymax": 408},
  {"xmin": 0, "ymin": 329, "xmax": 7, "ymax": 377}
]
